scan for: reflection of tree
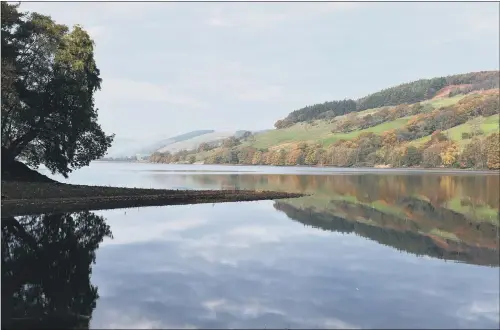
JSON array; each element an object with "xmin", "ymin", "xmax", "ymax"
[
  {"xmin": 274, "ymin": 201, "xmax": 499, "ymax": 267},
  {"xmin": 187, "ymin": 173, "xmax": 499, "ymax": 211},
  {"xmin": 2, "ymin": 211, "xmax": 112, "ymax": 329}
]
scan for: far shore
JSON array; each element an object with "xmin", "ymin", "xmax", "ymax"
[{"xmin": 93, "ymin": 160, "xmax": 499, "ymax": 175}]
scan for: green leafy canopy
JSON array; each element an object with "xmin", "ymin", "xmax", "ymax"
[{"xmin": 1, "ymin": 2, "xmax": 114, "ymax": 177}]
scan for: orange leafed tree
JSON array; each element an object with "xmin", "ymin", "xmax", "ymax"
[{"xmin": 486, "ymin": 133, "xmax": 500, "ymax": 169}]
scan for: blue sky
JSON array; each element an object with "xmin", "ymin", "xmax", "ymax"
[{"xmin": 19, "ymin": 2, "xmax": 499, "ymax": 140}]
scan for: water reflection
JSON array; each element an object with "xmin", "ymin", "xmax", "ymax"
[
  {"xmin": 1, "ymin": 202, "xmax": 499, "ymax": 329},
  {"xmin": 93, "ymin": 203, "xmax": 499, "ymax": 329},
  {"xmin": 1, "ymin": 212, "xmax": 112, "ymax": 329},
  {"xmin": 274, "ymin": 200, "xmax": 499, "ymax": 266},
  {"xmin": 2, "ymin": 170, "xmax": 499, "ymax": 329},
  {"xmin": 152, "ymin": 173, "xmax": 500, "ymax": 266},
  {"xmin": 174, "ymin": 173, "xmax": 500, "ymax": 215}
]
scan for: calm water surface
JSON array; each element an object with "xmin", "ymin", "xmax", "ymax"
[{"xmin": 3, "ymin": 162, "xmax": 499, "ymax": 329}]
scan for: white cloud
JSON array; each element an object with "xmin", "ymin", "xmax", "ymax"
[
  {"xmin": 170, "ymin": 61, "xmax": 287, "ymax": 102},
  {"xmin": 15, "ymin": 1, "xmax": 499, "ymax": 138},
  {"xmin": 86, "ymin": 25, "xmax": 104, "ymax": 37},
  {"xmin": 236, "ymin": 85, "xmax": 284, "ymax": 102},
  {"xmin": 465, "ymin": 11, "xmax": 500, "ymax": 35},
  {"xmin": 97, "ymin": 78, "xmax": 206, "ymax": 109},
  {"xmin": 206, "ymin": 2, "xmax": 365, "ymax": 29}
]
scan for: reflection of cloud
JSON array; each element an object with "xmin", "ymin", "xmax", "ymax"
[
  {"xmin": 95, "ymin": 306, "xmax": 198, "ymax": 329},
  {"xmin": 323, "ymin": 318, "xmax": 360, "ymax": 329},
  {"xmin": 100, "ymin": 214, "xmax": 208, "ymax": 246},
  {"xmin": 227, "ymin": 226, "xmax": 281, "ymax": 243},
  {"xmin": 458, "ymin": 299, "xmax": 500, "ymax": 324},
  {"xmin": 90, "ymin": 202, "xmax": 499, "ymax": 329},
  {"xmin": 203, "ymin": 298, "xmax": 286, "ymax": 318}
]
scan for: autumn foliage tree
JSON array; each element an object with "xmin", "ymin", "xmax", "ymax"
[{"xmin": 486, "ymin": 132, "xmax": 500, "ymax": 169}]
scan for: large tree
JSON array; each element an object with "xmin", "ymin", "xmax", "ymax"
[{"xmin": 1, "ymin": 2, "xmax": 114, "ymax": 177}]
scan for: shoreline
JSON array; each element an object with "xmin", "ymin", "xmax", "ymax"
[
  {"xmin": 94, "ymin": 161, "xmax": 499, "ymax": 175},
  {"xmin": 1, "ymin": 181, "xmax": 305, "ymax": 217}
]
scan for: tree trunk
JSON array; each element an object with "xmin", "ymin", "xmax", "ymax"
[{"xmin": 2, "ymin": 146, "xmax": 16, "ymax": 166}]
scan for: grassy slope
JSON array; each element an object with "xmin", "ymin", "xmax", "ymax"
[
  {"xmin": 246, "ymin": 95, "xmax": 469, "ymax": 150},
  {"xmin": 420, "ymin": 94, "xmax": 466, "ymax": 108},
  {"xmin": 245, "ymin": 117, "xmax": 413, "ymax": 150},
  {"xmin": 411, "ymin": 114, "xmax": 500, "ymax": 147}
]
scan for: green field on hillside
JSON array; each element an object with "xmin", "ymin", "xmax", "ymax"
[
  {"xmin": 421, "ymin": 94, "xmax": 467, "ymax": 108},
  {"xmin": 247, "ymin": 95, "xmax": 468, "ymax": 150},
  {"xmin": 319, "ymin": 117, "xmax": 411, "ymax": 146},
  {"xmin": 412, "ymin": 114, "xmax": 500, "ymax": 146},
  {"xmin": 247, "ymin": 117, "xmax": 412, "ymax": 149}
]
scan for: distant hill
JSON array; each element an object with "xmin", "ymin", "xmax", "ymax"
[
  {"xmin": 135, "ymin": 130, "xmax": 215, "ymax": 155},
  {"xmin": 104, "ymin": 130, "xmax": 214, "ymax": 158},
  {"xmin": 156, "ymin": 131, "xmax": 238, "ymax": 153},
  {"xmin": 148, "ymin": 70, "xmax": 500, "ymax": 170},
  {"xmin": 105, "ymin": 128, "xmax": 269, "ymax": 160}
]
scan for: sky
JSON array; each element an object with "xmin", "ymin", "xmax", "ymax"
[{"xmin": 17, "ymin": 1, "xmax": 500, "ymax": 141}]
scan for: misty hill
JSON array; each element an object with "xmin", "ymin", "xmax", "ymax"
[
  {"xmin": 156, "ymin": 131, "xmax": 239, "ymax": 153},
  {"xmin": 135, "ymin": 130, "xmax": 215, "ymax": 155},
  {"xmin": 105, "ymin": 130, "xmax": 214, "ymax": 158},
  {"xmin": 105, "ymin": 128, "xmax": 270, "ymax": 159}
]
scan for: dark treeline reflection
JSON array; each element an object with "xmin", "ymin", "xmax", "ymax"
[
  {"xmin": 168, "ymin": 173, "xmax": 499, "ymax": 266},
  {"xmin": 1, "ymin": 211, "xmax": 112, "ymax": 330},
  {"xmin": 273, "ymin": 198, "xmax": 499, "ymax": 267}
]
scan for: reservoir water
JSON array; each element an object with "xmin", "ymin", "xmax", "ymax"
[{"xmin": 3, "ymin": 162, "xmax": 499, "ymax": 329}]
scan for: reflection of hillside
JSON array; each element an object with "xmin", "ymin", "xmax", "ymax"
[
  {"xmin": 274, "ymin": 201, "xmax": 499, "ymax": 267},
  {"xmin": 1, "ymin": 211, "xmax": 112, "ymax": 329},
  {"xmin": 186, "ymin": 173, "xmax": 499, "ymax": 223}
]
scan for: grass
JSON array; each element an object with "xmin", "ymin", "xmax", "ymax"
[
  {"xmin": 422, "ymin": 94, "xmax": 467, "ymax": 108},
  {"xmin": 428, "ymin": 228, "xmax": 460, "ymax": 242},
  {"xmin": 245, "ymin": 94, "xmax": 470, "ymax": 150},
  {"xmin": 245, "ymin": 117, "xmax": 413, "ymax": 150},
  {"xmin": 444, "ymin": 197, "xmax": 500, "ymax": 226},
  {"xmin": 245, "ymin": 121, "xmax": 334, "ymax": 149},
  {"xmin": 319, "ymin": 117, "xmax": 411, "ymax": 146},
  {"xmin": 411, "ymin": 114, "xmax": 500, "ymax": 147},
  {"xmin": 288, "ymin": 192, "xmax": 408, "ymax": 220}
]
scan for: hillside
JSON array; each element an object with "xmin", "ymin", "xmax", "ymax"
[
  {"xmin": 156, "ymin": 131, "xmax": 238, "ymax": 153},
  {"xmin": 104, "ymin": 130, "xmax": 215, "ymax": 159},
  {"xmin": 104, "ymin": 129, "xmax": 267, "ymax": 160},
  {"xmin": 148, "ymin": 70, "xmax": 500, "ymax": 169},
  {"xmin": 274, "ymin": 70, "xmax": 499, "ymax": 128}
]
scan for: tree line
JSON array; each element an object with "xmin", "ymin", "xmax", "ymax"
[
  {"xmin": 154, "ymin": 132, "xmax": 500, "ymax": 170},
  {"xmin": 274, "ymin": 70, "xmax": 499, "ymax": 129},
  {"xmin": 149, "ymin": 130, "xmax": 500, "ymax": 170}
]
